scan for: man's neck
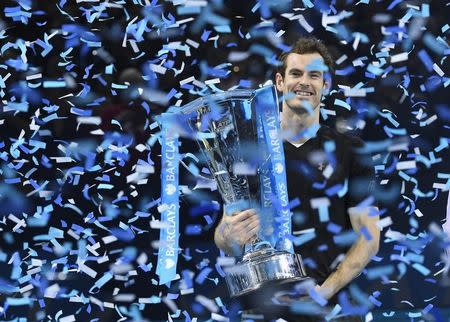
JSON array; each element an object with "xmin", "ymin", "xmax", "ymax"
[{"xmin": 281, "ymin": 105, "xmax": 320, "ymax": 145}]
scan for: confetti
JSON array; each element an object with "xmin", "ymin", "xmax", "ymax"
[{"xmin": 0, "ymin": 1, "xmax": 448, "ymax": 321}]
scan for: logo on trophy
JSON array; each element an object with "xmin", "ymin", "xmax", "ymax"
[{"xmin": 176, "ymin": 85, "xmax": 308, "ymax": 298}]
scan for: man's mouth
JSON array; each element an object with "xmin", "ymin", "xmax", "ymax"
[{"xmin": 293, "ymin": 90, "xmax": 313, "ymax": 97}]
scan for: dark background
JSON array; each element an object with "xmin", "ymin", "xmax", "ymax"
[{"xmin": 0, "ymin": 0, "xmax": 449, "ymax": 321}]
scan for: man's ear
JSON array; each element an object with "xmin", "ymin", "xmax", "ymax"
[{"xmin": 275, "ymin": 73, "xmax": 284, "ymax": 91}]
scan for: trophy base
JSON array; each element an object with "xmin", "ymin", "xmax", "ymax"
[{"xmin": 224, "ymin": 249, "xmax": 308, "ymax": 298}]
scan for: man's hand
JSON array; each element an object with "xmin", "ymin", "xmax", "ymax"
[
  {"xmin": 214, "ymin": 209, "xmax": 260, "ymax": 256},
  {"xmin": 318, "ymin": 206, "xmax": 380, "ymax": 299}
]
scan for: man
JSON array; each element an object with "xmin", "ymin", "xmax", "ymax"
[{"xmin": 214, "ymin": 37, "xmax": 380, "ymax": 320}]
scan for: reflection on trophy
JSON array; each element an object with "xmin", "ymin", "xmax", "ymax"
[{"xmin": 180, "ymin": 85, "xmax": 308, "ymax": 298}]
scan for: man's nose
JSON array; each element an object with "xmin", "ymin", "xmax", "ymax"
[{"xmin": 298, "ymin": 75, "xmax": 310, "ymax": 87}]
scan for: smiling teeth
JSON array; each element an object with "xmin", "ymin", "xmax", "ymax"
[{"xmin": 295, "ymin": 91, "xmax": 312, "ymax": 96}]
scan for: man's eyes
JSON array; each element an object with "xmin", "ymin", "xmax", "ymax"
[{"xmin": 289, "ymin": 72, "xmax": 321, "ymax": 78}]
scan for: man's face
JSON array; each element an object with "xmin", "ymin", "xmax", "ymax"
[{"xmin": 275, "ymin": 52, "xmax": 329, "ymax": 114}]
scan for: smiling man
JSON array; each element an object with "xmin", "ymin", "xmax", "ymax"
[{"xmin": 215, "ymin": 37, "xmax": 380, "ymax": 321}]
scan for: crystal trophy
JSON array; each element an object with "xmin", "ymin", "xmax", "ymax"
[{"xmin": 178, "ymin": 85, "xmax": 308, "ymax": 297}]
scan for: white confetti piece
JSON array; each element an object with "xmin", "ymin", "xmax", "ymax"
[
  {"xmin": 414, "ymin": 209, "xmax": 424, "ymax": 217},
  {"xmin": 76, "ymin": 116, "xmax": 102, "ymax": 125},
  {"xmin": 139, "ymin": 297, "xmax": 161, "ymax": 304},
  {"xmin": 77, "ymin": 261, "xmax": 97, "ymax": 278},
  {"xmin": 25, "ymin": 73, "xmax": 42, "ymax": 80},
  {"xmin": 228, "ymin": 51, "xmax": 250, "ymax": 62},
  {"xmin": 135, "ymin": 144, "xmax": 147, "ymax": 152},
  {"xmin": 90, "ymin": 129, "xmax": 104, "ymax": 135},
  {"xmin": 390, "ymin": 52, "xmax": 408, "ymax": 63},
  {"xmin": 344, "ymin": 88, "xmax": 367, "ymax": 97},
  {"xmin": 59, "ymin": 315, "xmax": 76, "ymax": 322},
  {"xmin": 114, "ymin": 294, "xmax": 136, "ymax": 302},
  {"xmin": 50, "ymin": 157, "xmax": 74, "ymax": 163},
  {"xmin": 7, "ymin": 214, "xmax": 26, "ymax": 232},
  {"xmin": 186, "ymin": 38, "xmax": 199, "ymax": 48},
  {"xmin": 275, "ymin": 29, "xmax": 285, "ymax": 37},
  {"xmin": 27, "ymin": 267, "xmax": 41, "ymax": 275},
  {"xmin": 211, "ymin": 313, "xmax": 229, "ymax": 321},
  {"xmin": 103, "ymin": 302, "xmax": 115, "ymax": 308},
  {"xmin": 376, "ymin": 217, "xmax": 393, "ymax": 230},
  {"xmin": 44, "ymin": 283, "xmax": 60, "ymax": 298},
  {"xmin": 396, "ymin": 160, "xmax": 416, "ymax": 170},
  {"xmin": 297, "ymin": 15, "xmax": 313, "ymax": 33},
  {"xmin": 136, "ymin": 164, "xmax": 155, "ymax": 173},
  {"xmin": 20, "ymin": 284, "xmax": 34, "ymax": 293},
  {"xmin": 205, "ymin": 78, "xmax": 220, "ymax": 85},
  {"xmin": 180, "ymin": 288, "xmax": 194, "ymax": 295},
  {"xmin": 179, "ymin": 76, "xmax": 195, "ymax": 86},
  {"xmin": 150, "ymin": 64, "xmax": 167, "ymax": 75}
]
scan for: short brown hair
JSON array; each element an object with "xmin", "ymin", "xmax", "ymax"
[{"xmin": 278, "ymin": 37, "xmax": 334, "ymax": 76}]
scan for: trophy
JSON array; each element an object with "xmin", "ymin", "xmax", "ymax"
[{"xmin": 178, "ymin": 85, "xmax": 308, "ymax": 298}]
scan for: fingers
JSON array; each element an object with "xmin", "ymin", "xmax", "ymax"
[
  {"xmin": 235, "ymin": 215, "xmax": 260, "ymax": 245},
  {"xmin": 245, "ymin": 222, "xmax": 260, "ymax": 243},
  {"xmin": 231, "ymin": 209, "xmax": 257, "ymax": 221},
  {"xmin": 234, "ymin": 212, "xmax": 259, "ymax": 233},
  {"xmin": 229, "ymin": 209, "xmax": 258, "ymax": 228},
  {"xmin": 220, "ymin": 208, "xmax": 260, "ymax": 246}
]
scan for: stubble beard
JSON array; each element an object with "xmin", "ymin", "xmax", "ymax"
[{"xmin": 286, "ymin": 97, "xmax": 321, "ymax": 116}]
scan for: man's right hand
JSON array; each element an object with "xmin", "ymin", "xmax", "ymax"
[{"xmin": 214, "ymin": 209, "xmax": 260, "ymax": 256}]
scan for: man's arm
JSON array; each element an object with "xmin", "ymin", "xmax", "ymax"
[
  {"xmin": 214, "ymin": 209, "xmax": 260, "ymax": 256},
  {"xmin": 316, "ymin": 206, "xmax": 380, "ymax": 300}
]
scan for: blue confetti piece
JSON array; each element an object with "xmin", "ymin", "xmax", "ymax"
[
  {"xmin": 417, "ymin": 49, "xmax": 434, "ymax": 72},
  {"xmin": 195, "ymin": 267, "xmax": 212, "ymax": 285},
  {"xmin": 360, "ymin": 226, "xmax": 372, "ymax": 241},
  {"xmin": 368, "ymin": 295, "xmax": 382, "ymax": 307},
  {"xmin": 334, "ymin": 98, "xmax": 351, "ymax": 110},
  {"xmin": 387, "ymin": 0, "xmax": 403, "ymax": 10},
  {"xmin": 423, "ymin": 32, "xmax": 447, "ymax": 56},
  {"xmin": 89, "ymin": 272, "xmax": 113, "ymax": 294},
  {"xmin": 293, "ymin": 231, "xmax": 316, "ymax": 246},
  {"xmin": 6, "ymin": 297, "xmax": 32, "ymax": 306},
  {"xmin": 4, "ymin": 178, "xmax": 21, "ymax": 184},
  {"xmin": 366, "ymin": 265, "xmax": 395, "ymax": 280},
  {"xmin": 214, "ymin": 25, "xmax": 231, "ymax": 33},
  {"xmin": 355, "ymin": 196, "xmax": 375, "ymax": 209},
  {"xmin": 326, "ymin": 222, "xmax": 342, "ymax": 234},
  {"xmin": 43, "ymin": 80, "xmax": 66, "ymax": 88},
  {"xmin": 412, "ymin": 263, "xmax": 430, "ymax": 275},
  {"xmin": 333, "ymin": 230, "xmax": 357, "ymax": 246},
  {"xmin": 249, "ymin": 44, "xmax": 274, "ymax": 59},
  {"xmin": 200, "ymin": 29, "xmax": 211, "ymax": 42},
  {"xmin": 4, "ymin": 101, "xmax": 29, "ymax": 112},
  {"xmin": 302, "ymin": 0, "xmax": 314, "ymax": 8},
  {"xmin": 423, "ymin": 304, "xmax": 433, "ymax": 314},
  {"xmin": 239, "ymin": 79, "xmax": 252, "ymax": 88},
  {"xmin": 110, "ymin": 227, "xmax": 134, "ymax": 241},
  {"xmin": 367, "ymin": 64, "xmax": 384, "ymax": 76},
  {"xmin": 408, "ymin": 312, "xmax": 422, "ymax": 318},
  {"xmin": 309, "ymin": 287, "xmax": 327, "ymax": 306},
  {"xmin": 288, "ymin": 197, "xmax": 300, "ymax": 209},
  {"xmin": 185, "ymin": 225, "xmax": 202, "ymax": 235},
  {"xmin": 203, "ymin": 215, "xmax": 213, "ymax": 225},
  {"xmin": 335, "ymin": 65, "xmax": 355, "ymax": 76},
  {"xmin": 214, "ymin": 262, "xmax": 226, "ymax": 277}
]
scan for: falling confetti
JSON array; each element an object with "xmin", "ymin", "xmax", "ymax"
[{"xmin": 0, "ymin": 0, "xmax": 449, "ymax": 321}]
